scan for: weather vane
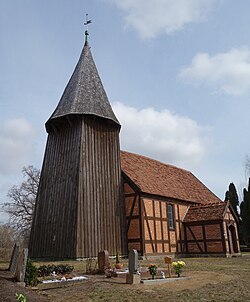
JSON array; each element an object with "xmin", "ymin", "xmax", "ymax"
[{"xmin": 84, "ymin": 14, "xmax": 92, "ymax": 42}]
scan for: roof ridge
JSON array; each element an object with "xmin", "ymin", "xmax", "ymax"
[
  {"xmin": 190, "ymin": 202, "xmax": 225, "ymax": 208},
  {"xmin": 121, "ymin": 150, "xmax": 192, "ymax": 174}
]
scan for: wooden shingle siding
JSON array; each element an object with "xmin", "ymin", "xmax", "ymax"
[
  {"xmin": 29, "ymin": 116, "xmax": 123, "ymax": 259},
  {"xmin": 46, "ymin": 41, "xmax": 120, "ymax": 131},
  {"xmin": 29, "ymin": 118, "xmax": 81, "ymax": 259},
  {"xmin": 76, "ymin": 117, "xmax": 122, "ymax": 258}
]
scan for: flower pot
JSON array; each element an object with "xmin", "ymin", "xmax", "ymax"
[{"xmin": 115, "ymin": 263, "xmax": 123, "ymax": 269}]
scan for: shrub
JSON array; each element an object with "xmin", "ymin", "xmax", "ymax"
[
  {"xmin": 37, "ymin": 264, "xmax": 74, "ymax": 277},
  {"xmin": 24, "ymin": 258, "xmax": 38, "ymax": 286}
]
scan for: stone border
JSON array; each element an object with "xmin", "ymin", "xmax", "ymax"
[
  {"xmin": 38, "ymin": 278, "xmax": 87, "ymax": 290},
  {"xmin": 140, "ymin": 276, "xmax": 191, "ymax": 284}
]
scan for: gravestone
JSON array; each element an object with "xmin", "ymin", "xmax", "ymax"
[
  {"xmin": 8, "ymin": 244, "xmax": 20, "ymax": 274},
  {"xmin": 126, "ymin": 249, "xmax": 140, "ymax": 284},
  {"xmin": 128, "ymin": 249, "xmax": 138, "ymax": 274},
  {"xmin": 16, "ymin": 248, "xmax": 28, "ymax": 283},
  {"xmin": 98, "ymin": 250, "xmax": 109, "ymax": 273}
]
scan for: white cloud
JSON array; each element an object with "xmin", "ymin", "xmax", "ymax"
[
  {"xmin": 113, "ymin": 102, "xmax": 209, "ymax": 169},
  {"xmin": 0, "ymin": 118, "xmax": 35, "ymax": 175},
  {"xmin": 106, "ymin": 0, "xmax": 215, "ymax": 39},
  {"xmin": 179, "ymin": 47, "xmax": 250, "ymax": 95}
]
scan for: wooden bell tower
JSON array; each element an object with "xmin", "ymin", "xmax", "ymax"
[{"xmin": 29, "ymin": 31, "xmax": 125, "ymax": 258}]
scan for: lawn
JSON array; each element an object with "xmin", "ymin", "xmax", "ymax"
[{"xmin": 1, "ymin": 254, "xmax": 250, "ymax": 301}]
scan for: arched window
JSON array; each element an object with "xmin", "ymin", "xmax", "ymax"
[{"xmin": 168, "ymin": 204, "xmax": 175, "ymax": 229}]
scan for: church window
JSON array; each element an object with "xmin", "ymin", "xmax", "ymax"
[{"xmin": 168, "ymin": 204, "xmax": 175, "ymax": 229}]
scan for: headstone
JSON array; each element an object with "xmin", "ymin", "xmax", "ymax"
[
  {"xmin": 128, "ymin": 249, "xmax": 138, "ymax": 274},
  {"xmin": 126, "ymin": 249, "xmax": 140, "ymax": 284},
  {"xmin": 8, "ymin": 244, "xmax": 20, "ymax": 273},
  {"xmin": 98, "ymin": 250, "xmax": 109, "ymax": 273},
  {"xmin": 16, "ymin": 248, "xmax": 28, "ymax": 282}
]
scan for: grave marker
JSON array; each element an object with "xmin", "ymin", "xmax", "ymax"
[
  {"xmin": 16, "ymin": 248, "xmax": 28, "ymax": 283},
  {"xmin": 8, "ymin": 244, "xmax": 20, "ymax": 274},
  {"xmin": 128, "ymin": 249, "xmax": 138, "ymax": 274},
  {"xmin": 98, "ymin": 250, "xmax": 109, "ymax": 273},
  {"xmin": 126, "ymin": 250, "xmax": 140, "ymax": 284},
  {"xmin": 164, "ymin": 256, "xmax": 172, "ymax": 278}
]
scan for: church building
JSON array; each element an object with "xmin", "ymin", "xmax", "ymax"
[{"xmin": 29, "ymin": 32, "xmax": 240, "ymax": 259}]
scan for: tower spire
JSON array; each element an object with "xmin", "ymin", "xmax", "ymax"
[
  {"xmin": 45, "ymin": 18, "xmax": 120, "ymax": 133},
  {"xmin": 84, "ymin": 14, "xmax": 92, "ymax": 43}
]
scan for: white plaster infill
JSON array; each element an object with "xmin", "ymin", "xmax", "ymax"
[{"xmin": 140, "ymin": 276, "xmax": 191, "ymax": 284}]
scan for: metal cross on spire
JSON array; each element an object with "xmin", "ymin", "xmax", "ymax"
[{"xmin": 84, "ymin": 14, "xmax": 92, "ymax": 43}]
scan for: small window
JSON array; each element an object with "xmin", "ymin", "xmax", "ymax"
[{"xmin": 168, "ymin": 204, "xmax": 175, "ymax": 229}]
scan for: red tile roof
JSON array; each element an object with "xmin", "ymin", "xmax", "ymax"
[
  {"xmin": 120, "ymin": 151, "xmax": 221, "ymax": 204},
  {"xmin": 183, "ymin": 202, "xmax": 227, "ymax": 222}
]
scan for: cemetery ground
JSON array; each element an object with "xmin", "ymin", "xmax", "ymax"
[{"xmin": 0, "ymin": 254, "xmax": 250, "ymax": 302}]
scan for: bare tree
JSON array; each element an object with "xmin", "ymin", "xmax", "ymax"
[
  {"xmin": 0, "ymin": 223, "xmax": 16, "ymax": 248},
  {"xmin": 3, "ymin": 166, "xmax": 40, "ymax": 236},
  {"xmin": 245, "ymin": 155, "xmax": 250, "ymax": 179},
  {"xmin": 0, "ymin": 223, "xmax": 20, "ymax": 260}
]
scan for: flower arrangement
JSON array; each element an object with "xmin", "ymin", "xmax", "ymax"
[
  {"xmin": 172, "ymin": 261, "xmax": 186, "ymax": 277},
  {"xmin": 115, "ymin": 251, "xmax": 123, "ymax": 269},
  {"xmin": 148, "ymin": 264, "xmax": 158, "ymax": 279},
  {"xmin": 115, "ymin": 251, "xmax": 120, "ymax": 263}
]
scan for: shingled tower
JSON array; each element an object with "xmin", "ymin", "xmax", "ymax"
[{"xmin": 29, "ymin": 33, "xmax": 124, "ymax": 258}]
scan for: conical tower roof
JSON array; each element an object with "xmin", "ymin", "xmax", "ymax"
[{"xmin": 46, "ymin": 40, "xmax": 120, "ymax": 132}]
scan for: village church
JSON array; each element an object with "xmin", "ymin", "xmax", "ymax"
[{"xmin": 29, "ymin": 32, "xmax": 240, "ymax": 259}]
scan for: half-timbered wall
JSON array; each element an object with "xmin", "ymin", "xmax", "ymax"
[
  {"xmin": 143, "ymin": 199, "xmax": 188, "ymax": 255},
  {"xmin": 184, "ymin": 221, "xmax": 226, "ymax": 254},
  {"xmin": 123, "ymin": 182, "xmax": 142, "ymax": 254},
  {"xmin": 123, "ymin": 179, "xmax": 189, "ymax": 256},
  {"xmin": 184, "ymin": 207, "xmax": 240, "ymax": 256},
  {"xmin": 123, "ymin": 180, "xmax": 241, "ymax": 257}
]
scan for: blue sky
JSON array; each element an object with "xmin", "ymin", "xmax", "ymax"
[{"xmin": 1, "ymin": 0, "xmax": 250, "ymax": 222}]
